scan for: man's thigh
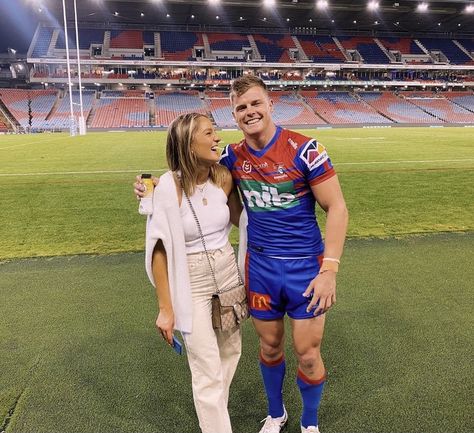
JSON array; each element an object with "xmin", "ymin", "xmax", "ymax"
[{"xmin": 290, "ymin": 314, "xmax": 326, "ymax": 355}]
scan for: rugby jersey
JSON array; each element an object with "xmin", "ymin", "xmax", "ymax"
[{"xmin": 220, "ymin": 126, "xmax": 336, "ymax": 257}]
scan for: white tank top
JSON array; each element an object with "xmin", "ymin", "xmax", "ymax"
[{"xmin": 180, "ymin": 180, "xmax": 231, "ymax": 254}]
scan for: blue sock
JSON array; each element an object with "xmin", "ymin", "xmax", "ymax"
[
  {"xmin": 259, "ymin": 353, "xmax": 286, "ymax": 417},
  {"xmin": 297, "ymin": 369, "xmax": 326, "ymax": 428}
]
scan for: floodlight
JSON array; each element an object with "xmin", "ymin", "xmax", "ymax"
[
  {"xmin": 466, "ymin": 4, "xmax": 474, "ymax": 13},
  {"xmin": 209, "ymin": 0, "xmax": 220, "ymax": 4},
  {"xmin": 264, "ymin": 0, "xmax": 275, "ymax": 7},
  {"xmin": 417, "ymin": 3, "xmax": 428, "ymax": 12},
  {"xmin": 316, "ymin": 0, "xmax": 328, "ymax": 9},
  {"xmin": 368, "ymin": 1, "xmax": 379, "ymax": 10}
]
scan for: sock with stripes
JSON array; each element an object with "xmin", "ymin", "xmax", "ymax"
[
  {"xmin": 259, "ymin": 353, "xmax": 286, "ymax": 418},
  {"xmin": 297, "ymin": 368, "xmax": 326, "ymax": 428}
]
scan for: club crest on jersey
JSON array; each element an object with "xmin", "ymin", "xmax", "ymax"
[
  {"xmin": 300, "ymin": 139, "xmax": 328, "ymax": 170},
  {"xmin": 274, "ymin": 163, "xmax": 286, "ymax": 175},
  {"xmin": 242, "ymin": 160, "xmax": 252, "ymax": 174}
]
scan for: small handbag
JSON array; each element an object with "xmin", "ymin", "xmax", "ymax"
[{"xmin": 183, "ymin": 189, "xmax": 249, "ymax": 332}]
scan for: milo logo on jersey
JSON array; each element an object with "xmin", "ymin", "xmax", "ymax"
[{"xmin": 240, "ymin": 180, "xmax": 298, "ymax": 211}]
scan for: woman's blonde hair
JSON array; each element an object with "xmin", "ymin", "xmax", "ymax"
[{"xmin": 166, "ymin": 112, "xmax": 227, "ymax": 197}]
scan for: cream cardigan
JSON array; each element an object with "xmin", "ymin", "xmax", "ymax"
[
  {"xmin": 145, "ymin": 170, "xmax": 248, "ymax": 334},
  {"xmin": 145, "ymin": 171, "xmax": 193, "ymax": 333}
]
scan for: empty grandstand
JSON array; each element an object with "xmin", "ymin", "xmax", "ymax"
[{"xmin": 0, "ymin": 0, "xmax": 473, "ymax": 132}]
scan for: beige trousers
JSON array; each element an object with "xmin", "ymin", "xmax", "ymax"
[{"xmin": 183, "ymin": 242, "xmax": 242, "ymax": 433}]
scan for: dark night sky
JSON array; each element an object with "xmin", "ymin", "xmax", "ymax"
[{"xmin": 0, "ymin": 0, "xmax": 40, "ymax": 54}]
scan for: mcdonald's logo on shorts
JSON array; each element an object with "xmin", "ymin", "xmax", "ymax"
[{"xmin": 250, "ymin": 291, "xmax": 272, "ymax": 311}]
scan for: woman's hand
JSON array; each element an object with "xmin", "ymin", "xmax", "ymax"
[
  {"xmin": 134, "ymin": 175, "xmax": 159, "ymax": 200},
  {"xmin": 156, "ymin": 307, "xmax": 175, "ymax": 345}
]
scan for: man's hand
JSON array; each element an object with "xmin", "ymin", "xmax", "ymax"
[
  {"xmin": 303, "ymin": 271, "xmax": 337, "ymax": 316},
  {"xmin": 134, "ymin": 175, "xmax": 159, "ymax": 200}
]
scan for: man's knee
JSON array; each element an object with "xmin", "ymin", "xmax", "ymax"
[
  {"xmin": 296, "ymin": 347, "xmax": 322, "ymax": 373},
  {"xmin": 259, "ymin": 336, "xmax": 284, "ymax": 361}
]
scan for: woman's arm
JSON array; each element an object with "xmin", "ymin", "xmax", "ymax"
[{"xmin": 152, "ymin": 240, "xmax": 175, "ymax": 345}]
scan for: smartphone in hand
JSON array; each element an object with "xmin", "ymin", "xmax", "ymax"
[{"xmin": 172, "ymin": 335, "xmax": 183, "ymax": 355}]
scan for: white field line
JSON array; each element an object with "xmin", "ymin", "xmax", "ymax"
[
  {"xmin": 0, "ymin": 136, "xmax": 67, "ymax": 150},
  {"xmin": 0, "ymin": 159, "xmax": 473, "ymax": 177},
  {"xmin": 0, "ymin": 169, "xmax": 167, "ymax": 177},
  {"xmin": 337, "ymin": 158, "xmax": 474, "ymax": 166}
]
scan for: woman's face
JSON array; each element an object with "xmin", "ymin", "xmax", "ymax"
[{"xmin": 191, "ymin": 117, "xmax": 222, "ymax": 166}]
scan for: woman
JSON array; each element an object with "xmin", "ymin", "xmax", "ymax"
[{"xmin": 144, "ymin": 112, "xmax": 243, "ymax": 433}]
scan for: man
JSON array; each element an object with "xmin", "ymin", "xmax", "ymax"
[{"xmin": 136, "ymin": 76, "xmax": 348, "ymax": 433}]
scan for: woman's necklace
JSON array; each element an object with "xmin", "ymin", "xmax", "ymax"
[{"xmin": 196, "ymin": 182, "xmax": 208, "ymax": 206}]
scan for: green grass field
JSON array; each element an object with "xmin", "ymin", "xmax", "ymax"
[
  {"xmin": 1, "ymin": 127, "xmax": 473, "ymax": 433},
  {"xmin": 0, "ymin": 127, "xmax": 473, "ymax": 259}
]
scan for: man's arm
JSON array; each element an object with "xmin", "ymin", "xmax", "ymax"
[
  {"xmin": 304, "ymin": 175, "xmax": 348, "ymax": 316},
  {"xmin": 222, "ymin": 169, "xmax": 242, "ymax": 227}
]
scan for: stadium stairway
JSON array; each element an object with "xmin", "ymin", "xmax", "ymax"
[
  {"xmin": 148, "ymin": 98, "xmax": 156, "ymax": 127},
  {"xmin": 403, "ymin": 95, "xmax": 446, "ymax": 122},
  {"xmin": 0, "ymin": 99, "xmax": 19, "ymax": 131},
  {"xmin": 352, "ymin": 92, "xmax": 394, "ymax": 122},
  {"xmin": 296, "ymin": 93, "xmax": 327, "ymax": 123},
  {"xmin": 86, "ymin": 97, "xmax": 98, "ymax": 128},
  {"xmin": 45, "ymin": 93, "xmax": 62, "ymax": 121},
  {"xmin": 449, "ymin": 95, "xmax": 474, "ymax": 114}
]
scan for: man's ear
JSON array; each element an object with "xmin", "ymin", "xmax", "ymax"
[{"xmin": 269, "ymin": 98, "xmax": 274, "ymax": 113}]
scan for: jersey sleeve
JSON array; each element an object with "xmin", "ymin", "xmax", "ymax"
[
  {"xmin": 295, "ymin": 138, "xmax": 336, "ymax": 186},
  {"xmin": 219, "ymin": 144, "xmax": 237, "ymax": 171}
]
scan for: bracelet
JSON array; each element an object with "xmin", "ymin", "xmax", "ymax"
[
  {"xmin": 322, "ymin": 257, "xmax": 340, "ymax": 264},
  {"xmin": 319, "ymin": 260, "xmax": 339, "ymax": 274}
]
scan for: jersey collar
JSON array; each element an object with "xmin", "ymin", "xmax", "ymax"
[{"xmin": 245, "ymin": 126, "xmax": 282, "ymax": 157}]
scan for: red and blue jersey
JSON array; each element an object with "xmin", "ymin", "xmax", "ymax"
[{"xmin": 220, "ymin": 126, "xmax": 336, "ymax": 257}]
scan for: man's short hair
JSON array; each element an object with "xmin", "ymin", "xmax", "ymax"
[{"xmin": 230, "ymin": 75, "xmax": 267, "ymax": 100}]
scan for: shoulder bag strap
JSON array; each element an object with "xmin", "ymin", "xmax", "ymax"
[{"xmin": 182, "ymin": 187, "xmax": 244, "ymax": 294}]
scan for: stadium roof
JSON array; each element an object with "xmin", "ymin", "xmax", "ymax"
[
  {"xmin": 54, "ymin": 0, "xmax": 474, "ymax": 34},
  {"xmin": 1, "ymin": 0, "xmax": 473, "ymax": 54}
]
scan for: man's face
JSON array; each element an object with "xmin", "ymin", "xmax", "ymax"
[{"xmin": 231, "ymin": 85, "xmax": 274, "ymax": 139}]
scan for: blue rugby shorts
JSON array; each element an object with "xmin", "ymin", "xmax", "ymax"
[{"xmin": 245, "ymin": 249, "xmax": 324, "ymax": 320}]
